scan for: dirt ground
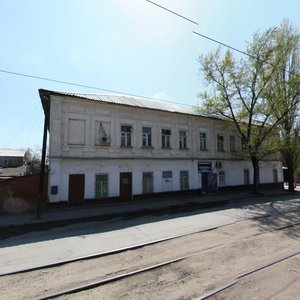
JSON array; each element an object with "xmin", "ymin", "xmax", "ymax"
[{"xmin": 1, "ymin": 210, "xmax": 300, "ymax": 300}]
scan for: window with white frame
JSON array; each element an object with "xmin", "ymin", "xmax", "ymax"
[
  {"xmin": 180, "ymin": 170, "xmax": 189, "ymax": 190},
  {"xmin": 230, "ymin": 135, "xmax": 236, "ymax": 152},
  {"xmin": 179, "ymin": 130, "xmax": 187, "ymax": 149},
  {"xmin": 200, "ymin": 132, "xmax": 208, "ymax": 151},
  {"xmin": 217, "ymin": 134, "xmax": 225, "ymax": 152},
  {"xmin": 142, "ymin": 127, "xmax": 152, "ymax": 147},
  {"xmin": 95, "ymin": 174, "xmax": 108, "ymax": 198},
  {"xmin": 244, "ymin": 169, "xmax": 250, "ymax": 185},
  {"xmin": 121, "ymin": 125, "xmax": 132, "ymax": 147},
  {"xmin": 162, "ymin": 129, "xmax": 171, "ymax": 148},
  {"xmin": 219, "ymin": 171, "xmax": 226, "ymax": 186},
  {"xmin": 142, "ymin": 172, "xmax": 153, "ymax": 193},
  {"xmin": 241, "ymin": 136, "xmax": 247, "ymax": 152}
]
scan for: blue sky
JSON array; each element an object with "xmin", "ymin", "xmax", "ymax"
[{"xmin": 1, "ymin": 0, "xmax": 299, "ymax": 150}]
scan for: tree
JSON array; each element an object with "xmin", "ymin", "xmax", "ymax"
[
  {"xmin": 198, "ymin": 26, "xmax": 296, "ymax": 193},
  {"xmin": 25, "ymin": 147, "xmax": 49, "ymax": 175},
  {"xmin": 266, "ymin": 20, "xmax": 300, "ymax": 192}
]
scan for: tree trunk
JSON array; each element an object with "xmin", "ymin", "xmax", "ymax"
[
  {"xmin": 286, "ymin": 152, "xmax": 295, "ymax": 192},
  {"xmin": 251, "ymin": 156, "xmax": 260, "ymax": 194}
]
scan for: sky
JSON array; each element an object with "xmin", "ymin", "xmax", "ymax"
[{"xmin": 1, "ymin": 0, "xmax": 300, "ymax": 150}]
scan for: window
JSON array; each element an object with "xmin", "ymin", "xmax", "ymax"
[
  {"xmin": 162, "ymin": 129, "xmax": 171, "ymax": 148},
  {"xmin": 121, "ymin": 125, "xmax": 132, "ymax": 147},
  {"xmin": 217, "ymin": 134, "xmax": 225, "ymax": 152},
  {"xmin": 200, "ymin": 132, "xmax": 208, "ymax": 151},
  {"xmin": 68, "ymin": 119, "xmax": 86, "ymax": 145},
  {"xmin": 230, "ymin": 136, "xmax": 236, "ymax": 152},
  {"xmin": 180, "ymin": 171, "xmax": 189, "ymax": 190},
  {"xmin": 143, "ymin": 172, "xmax": 153, "ymax": 193},
  {"xmin": 219, "ymin": 171, "xmax": 226, "ymax": 186},
  {"xmin": 162, "ymin": 170, "xmax": 173, "ymax": 191},
  {"xmin": 95, "ymin": 174, "xmax": 108, "ymax": 198},
  {"xmin": 244, "ymin": 169, "xmax": 250, "ymax": 185},
  {"xmin": 273, "ymin": 169, "xmax": 278, "ymax": 183},
  {"xmin": 241, "ymin": 137, "xmax": 247, "ymax": 152},
  {"xmin": 179, "ymin": 131, "xmax": 187, "ymax": 149},
  {"xmin": 162, "ymin": 171, "xmax": 172, "ymax": 178},
  {"xmin": 142, "ymin": 127, "xmax": 152, "ymax": 147}
]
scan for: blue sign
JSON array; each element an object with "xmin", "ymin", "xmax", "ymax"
[{"xmin": 51, "ymin": 185, "xmax": 58, "ymax": 195}]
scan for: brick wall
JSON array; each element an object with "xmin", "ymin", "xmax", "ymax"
[{"xmin": 0, "ymin": 174, "xmax": 48, "ymax": 214}]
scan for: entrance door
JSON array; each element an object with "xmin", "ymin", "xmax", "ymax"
[
  {"xmin": 201, "ymin": 173, "xmax": 208, "ymax": 194},
  {"xmin": 120, "ymin": 172, "xmax": 132, "ymax": 201},
  {"xmin": 69, "ymin": 174, "xmax": 85, "ymax": 206}
]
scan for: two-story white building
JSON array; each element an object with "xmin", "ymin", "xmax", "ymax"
[{"xmin": 39, "ymin": 89, "xmax": 283, "ymax": 205}]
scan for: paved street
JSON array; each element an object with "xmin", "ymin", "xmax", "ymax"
[{"xmin": 1, "ymin": 193, "xmax": 300, "ymax": 275}]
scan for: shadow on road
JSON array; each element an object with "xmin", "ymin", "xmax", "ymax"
[{"xmin": 1, "ymin": 191, "xmax": 300, "ymax": 248}]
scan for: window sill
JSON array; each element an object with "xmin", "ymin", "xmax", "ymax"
[
  {"xmin": 120, "ymin": 145, "xmax": 133, "ymax": 148},
  {"xmin": 161, "ymin": 147, "xmax": 172, "ymax": 150},
  {"xmin": 200, "ymin": 148, "xmax": 209, "ymax": 151},
  {"xmin": 141, "ymin": 146, "xmax": 154, "ymax": 149},
  {"xmin": 179, "ymin": 148, "xmax": 189, "ymax": 150}
]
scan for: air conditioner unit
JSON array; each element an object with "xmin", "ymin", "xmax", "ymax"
[
  {"xmin": 216, "ymin": 161, "xmax": 223, "ymax": 169},
  {"xmin": 100, "ymin": 135, "xmax": 111, "ymax": 144}
]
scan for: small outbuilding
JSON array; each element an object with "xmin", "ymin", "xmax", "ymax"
[{"xmin": 0, "ymin": 149, "xmax": 26, "ymax": 168}]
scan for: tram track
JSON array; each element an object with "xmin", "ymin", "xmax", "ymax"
[{"xmin": 2, "ymin": 212, "xmax": 300, "ymax": 300}]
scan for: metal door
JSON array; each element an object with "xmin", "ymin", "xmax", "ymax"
[{"xmin": 69, "ymin": 174, "xmax": 85, "ymax": 206}]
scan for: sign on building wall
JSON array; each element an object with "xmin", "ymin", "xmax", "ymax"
[{"xmin": 198, "ymin": 162, "xmax": 212, "ymax": 173}]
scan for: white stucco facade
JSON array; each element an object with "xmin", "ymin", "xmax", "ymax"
[{"xmin": 40, "ymin": 90, "xmax": 283, "ymax": 204}]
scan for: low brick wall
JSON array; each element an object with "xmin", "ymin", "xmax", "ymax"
[{"xmin": 0, "ymin": 174, "xmax": 48, "ymax": 214}]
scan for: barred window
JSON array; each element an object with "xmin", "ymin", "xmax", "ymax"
[
  {"xmin": 142, "ymin": 172, "xmax": 153, "ymax": 193},
  {"xmin": 95, "ymin": 174, "xmax": 108, "ymax": 198},
  {"xmin": 244, "ymin": 169, "xmax": 250, "ymax": 185},
  {"xmin": 180, "ymin": 170, "xmax": 189, "ymax": 190},
  {"xmin": 219, "ymin": 171, "xmax": 226, "ymax": 186}
]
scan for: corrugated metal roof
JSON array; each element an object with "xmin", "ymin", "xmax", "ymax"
[
  {"xmin": 0, "ymin": 149, "xmax": 26, "ymax": 157},
  {"xmin": 39, "ymin": 89, "xmax": 221, "ymax": 120}
]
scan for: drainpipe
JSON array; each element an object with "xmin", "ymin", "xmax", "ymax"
[{"xmin": 37, "ymin": 108, "xmax": 48, "ymax": 219}]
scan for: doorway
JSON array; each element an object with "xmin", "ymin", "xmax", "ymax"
[
  {"xmin": 120, "ymin": 172, "xmax": 132, "ymax": 201},
  {"xmin": 69, "ymin": 174, "xmax": 85, "ymax": 206},
  {"xmin": 201, "ymin": 173, "xmax": 208, "ymax": 194}
]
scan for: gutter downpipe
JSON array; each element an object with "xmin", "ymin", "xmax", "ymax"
[{"xmin": 37, "ymin": 104, "xmax": 48, "ymax": 219}]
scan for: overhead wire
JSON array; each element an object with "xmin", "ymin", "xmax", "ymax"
[
  {"xmin": 145, "ymin": 0, "xmax": 198, "ymax": 25},
  {"xmin": 145, "ymin": 0, "xmax": 299, "ymax": 78},
  {"xmin": 0, "ymin": 69, "xmax": 192, "ymax": 107},
  {"xmin": 5, "ymin": 104, "xmax": 41, "ymax": 148}
]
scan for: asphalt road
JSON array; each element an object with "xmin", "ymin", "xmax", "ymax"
[{"xmin": 1, "ymin": 193, "xmax": 300, "ymax": 275}]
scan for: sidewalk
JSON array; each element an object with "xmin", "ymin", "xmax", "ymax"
[{"xmin": 0, "ymin": 188, "xmax": 292, "ymax": 231}]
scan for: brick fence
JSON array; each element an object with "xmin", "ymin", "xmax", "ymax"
[{"xmin": 0, "ymin": 174, "xmax": 48, "ymax": 214}]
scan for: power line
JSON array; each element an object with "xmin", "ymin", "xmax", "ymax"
[
  {"xmin": 146, "ymin": 0, "xmax": 298, "ymax": 78},
  {"xmin": 0, "ymin": 68, "xmax": 192, "ymax": 107},
  {"xmin": 145, "ymin": 0, "xmax": 198, "ymax": 25}
]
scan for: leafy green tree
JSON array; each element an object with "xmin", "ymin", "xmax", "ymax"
[
  {"xmin": 198, "ymin": 27, "xmax": 294, "ymax": 193},
  {"xmin": 266, "ymin": 20, "xmax": 300, "ymax": 192}
]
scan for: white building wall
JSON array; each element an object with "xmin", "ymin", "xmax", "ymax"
[{"xmin": 45, "ymin": 94, "xmax": 283, "ymax": 203}]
